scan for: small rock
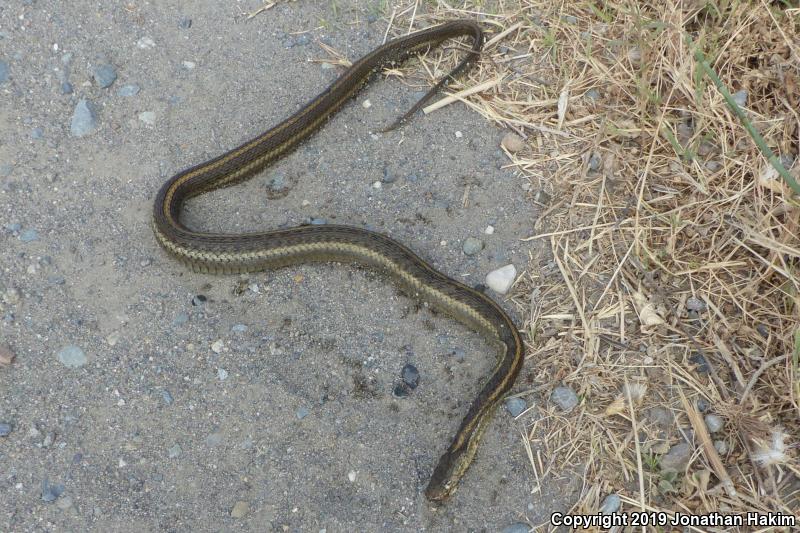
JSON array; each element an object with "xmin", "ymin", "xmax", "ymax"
[
  {"xmin": 118, "ymin": 84, "xmax": 140, "ymax": 97},
  {"xmin": 56, "ymin": 495, "xmax": 73, "ymax": 510},
  {"xmin": 600, "ymin": 493, "xmax": 621, "ymax": 514},
  {"xmin": 0, "ymin": 344, "xmax": 16, "ymax": 366},
  {"xmin": 0, "ymin": 422, "xmax": 11, "ymax": 437},
  {"xmin": 173, "ymin": 312, "xmax": 189, "ymax": 326},
  {"xmin": 401, "ymin": 363, "xmax": 419, "ymax": 389},
  {"xmin": 0, "ymin": 60, "xmax": 9, "ymax": 84},
  {"xmin": 732, "ymin": 90, "xmax": 747, "ymax": 107},
  {"xmin": 57, "ymin": 345, "xmax": 87, "ymax": 368},
  {"xmin": 450, "ymin": 347, "xmax": 466, "ymax": 362},
  {"xmin": 501, "ymin": 523, "xmax": 530, "ymax": 533},
  {"xmin": 41, "ymin": 479, "xmax": 65, "ymax": 503},
  {"xmin": 92, "ymin": 64, "xmax": 117, "ymax": 88},
  {"xmin": 588, "ymin": 152, "xmax": 602, "ymax": 171},
  {"xmin": 178, "ymin": 16, "xmax": 192, "ymax": 29},
  {"xmin": 392, "ymin": 384, "xmax": 409, "ymax": 397},
  {"xmin": 484, "ymin": 225, "xmax": 495, "ymax": 235},
  {"xmin": 550, "ymin": 386, "xmax": 579, "ymax": 412},
  {"xmin": 714, "ymin": 439, "xmax": 728, "ymax": 455},
  {"xmin": 211, "ymin": 340, "xmax": 224, "ymax": 353},
  {"xmin": 138, "ymin": 111, "xmax": 156, "ymax": 125},
  {"xmin": 704, "ymin": 414, "xmax": 724, "ymax": 433},
  {"xmin": 0, "ymin": 164, "xmax": 13, "ymax": 177},
  {"xmin": 31, "ymin": 127, "xmax": 44, "ymax": 140},
  {"xmin": 182, "ymin": 60, "xmax": 196, "ymax": 70},
  {"xmin": 462, "ymin": 237, "xmax": 484, "ymax": 256},
  {"xmin": 161, "ymin": 390, "xmax": 174, "ymax": 405},
  {"xmin": 231, "ymin": 324, "xmax": 248, "ymax": 333},
  {"xmin": 646, "ymin": 406, "xmax": 673, "ymax": 428},
  {"xmin": 206, "ymin": 433, "xmax": 222, "ymax": 447},
  {"xmin": 347, "ymin": 470, "xmax": 357, "ymax": 482},
  {"xmin": 168, "ymin": 444, "xmax": 182, "ymax": 458},
  {"xmin": 296, "ymin": 406, "xmax": 309, "ymax": 420},
  {"xmin": 106, "ymin": 331, "xmax": 121, "ymax": 346},
  {"xmin": 60, "ymin": 81, "xmax": 73, "ymax": 94},
  {"xmin": 137, "ymin": 36, "xmax": 156, "ymax": 49},
  {"xmin": 191, "ymin": 294, "xmax": 207, "ymax": 306},
  {"xmin": 686, "ymin": 297, "xmax": 706, "ymax": 312},
  {"xmin": 585, "ymin": 88, "xmax": 600, "ymax": 101},
  {"xmin": 485, "ymin": 264, "xmax": 517, "ymax": 294},
  {"xmin": 696, "ymin": 397, "xmax": 710, "ymax": 413},
  {"xmin": 505, "ymin": 397, "xmax": 526, "ymax": 417},
  {"xmin": 501, "ymin": 132, "xmax": 525, "ymax": 153},
  {"xmin": 660, "ymin": 442, "xmax": 692, "ymax": 472},
  {"xmin": 19, "ymin": 228, "xmax": 38, "ymax": 242},
  {"xmin": 70, "ymin": 99, "xmax": 99, "ymax": 137},
  {"xmin": 217, "ymin": 368, "xmax": 228, "ymax": 381},
  {"xmin": 231, "ymin": 501, "xmax": 250, "ymax": 518}
]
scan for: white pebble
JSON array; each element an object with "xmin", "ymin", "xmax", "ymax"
[
  {"xmin": 138, "ymin": 111, "xmax": 156, "ymax": 125},
  {"xmin": 347, "ymin": 470, "xmax": 357, "ymax": 482},
  {"xmin": 455, "ymin": 130, "xmax": 463, "ymax": 138},
  {"xmin": 362, "ymin": 99, "xmax": 371, "ymax": 109},
  {"xmin": 217, "ymin": 368, "xmax": 228, "ymax": 381},
  {"xmin": 484, "ymin": 225, "xmax": 495, "ymax": 235},
  {"xmin": 372, "ymin": 181, "xmax": 382, "ymax": 189},
  {"xmin": 136, "ymin": 36, "xmax": 156, "ymax": 49},
  {"xmin": 211, "ymin": 340, "xmax": 224, "ymax": 353},
  {"xmin": 182, "ymin": 60, "xmax": 196, "ymax": 70},
  {"xmin": 486, "ymin": 264, "xmax": 517, "ymax": 294}
]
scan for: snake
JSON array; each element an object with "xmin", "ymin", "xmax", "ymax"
[{"xmin": 152, "ymin": 20, "xmax": 524, "ymax": 502}]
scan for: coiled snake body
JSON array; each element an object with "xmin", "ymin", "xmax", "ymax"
[{"xmin": 153, "ymin": 20, "xmax": 524, "ymax": 501}]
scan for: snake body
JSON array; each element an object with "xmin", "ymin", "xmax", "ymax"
[{"xmin": 153, "ymin": 20, "xmax": 524, "ymax": 501}]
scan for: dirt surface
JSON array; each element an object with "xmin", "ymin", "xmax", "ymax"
[{"xmin": 1, "ymin": 1, "xmax": 575, "ymax": 531}]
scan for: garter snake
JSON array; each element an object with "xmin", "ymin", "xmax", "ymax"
[{"xmin": 152, "ymin": 20, "xmax": 524, "ymax": 502}]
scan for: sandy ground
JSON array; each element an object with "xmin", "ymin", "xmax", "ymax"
[{"xmin": 1, "ymin": 1, "xmax": 576, "ymax": 531}]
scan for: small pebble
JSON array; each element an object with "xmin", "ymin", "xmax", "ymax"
[
  {"xmin": 31, "ymin": 127, "xmax": 44, "ymax": 140},
  {"xmin": 484, "ymin": 225, "xmax": 494, "ymax": 235},
  {"xmin": 392, "ymin": 384, "xmax": 409, "ymax": 397},
  {"xmin": 173, "ymin": 312, "xmax": 189, "ymax": 326},
  {"xmin": 450, "ymin": 347, "xmax": 466, "ymax": 362},
  {"xmin": 118, "ymin": 84, "xmax": 140, "ymax": 97},
  {"xmin": 70, "ymin": 99, "xmax": 99, "ymax": 137},
  {"xmin": 0, "ymin": 422, "xmax": 11, "ymax": 437},
  {"xmin": 296, "ymin": 406, "xmax": 309, "ymax": 420},
  {"xmin": 732, "ymin": 90, "xmax": 747, "ymax": 107},
  {"xmin": 505, "ymin": 397, "xmax": 526, "ymax": 417},
  {"xmin": 137, "ymin": 36, "xmax": 156, "ymax": 49},
  {"xmin": 704, "ymin": 413, "xmax": 724, "ymax": 433},
  {"xmin": 206, "ymin": 433, "xmax": 222, "ymax": 447},
  {"xmin": 57, "ymin": 345, "xmax": 87, "ymax": 368},
  {"xmin": 0, "ymin": 344, "xmax": 15, "ymax": 366},
  {"xmin": 501, "ymin": 523, "xmax": 530, "ymax": 533},
  {"xmin": 56, "ymin": 495, "xmax": 73, "ymax": 510},
  {"xmin": 211, "ymin": 340, "xmax": 224, "ymax": 353},
  {"xmin": 600, "ymin": 493, "xmax": 621, "ymax": 514},
  {"xmin": 231, "ymin": 501, "xmax": 250, "ymax": 518},
  {"xmin": 191, "ymin": 294, "xmax": 207, "ymax": 306},
  {"xmin": 217, "ymin": 368, "xmax": 228, "ymax": 381},
  {"xmin": 182, "ymin": 60, "xmax": 196, "ymax": 70},
  {"xmin": 550, "ymin": 386, "xmax": 579, "ymax": 412},
  {"xmin": 138, "ymin": 111, "xmax": 156, "ymax": 125},
  {"xmin": 401, "ymin": 363, "xmax": 419, "ymax": 389},
  {"xmin": 60, "ymin": 81, "xmax": 73, "ymax": 94},
  {"xmin": 168, "ymin": 444, "xmax": 182, "ymax": 458},
  {"xmin": 19, "ymin": 228, "xmax": 38, "ymax": 242},
  {"xmin": 347, "ymin": 470, "xmax": 357, "ymax": 482},
  {"xmin": 178, "ymin": 16, "xmax": 192, "ymax": 29},
  {"xmin": 501, "ymin": 132, "xmax": 525, "ymax": 153},
  {"xmin": 660, "ymin": 442, "xmax": 692, "ymax": 472},
  {"xmin": 696, "ymin": 397, "xmax": 710, "ymax": 413},
  {"xmin": 41, "ymin": 479, "xmax": 65, "ymax": 503},
  {"xmin": 0, "ymin": 60, "xmax": 9, "ymax": 84},
  {"xmin": 92, "ymin": 64, "xmax": 117, "ymax": 88},
  {"xmin": 714, "ymin": 439, "xmax": 728, "ymax": 455},
  {"xmin": 462, "ymin": 237, "xmax": 484, "ymax": 256},
  {"xmin": 0, "ymin": 165, "xmax": 13, "ymax": 177},
  {"xmin": 231, "ymin": 324, "xmax": 248, "ymax": 333},
  {"xmin": 686, "ymin": 297, "xmax": 706, "ymax": 312},
  {"xmin": 485, "ymin": 264, "xmax": 517, "ymax": 294},
  {"xmin": 588, "ymin": 152, "xmax": 602, "ymax": 171},
  {"xmin": 454, "ymin": 130, "xmax": 463, "ymax": 138},
  {"xmin": 585, "ymin": 88, "xmax": 600, "ymax": 101},
  {"xmin": 361, "ymin": 99, "xmax": 371, "ymax": 109},
  {"xmin": 161, "ymin": 390, "xmax": 174, "ymax": 405}
]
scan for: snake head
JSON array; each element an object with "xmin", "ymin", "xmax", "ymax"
[{"xmin": 424, "ymin": 447, "xmax": 473, "ymax": 502}]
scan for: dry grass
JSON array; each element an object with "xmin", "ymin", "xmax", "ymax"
[{"xmin": 381, "ymin": 1, "xmax": 798, "ymax": 530}]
